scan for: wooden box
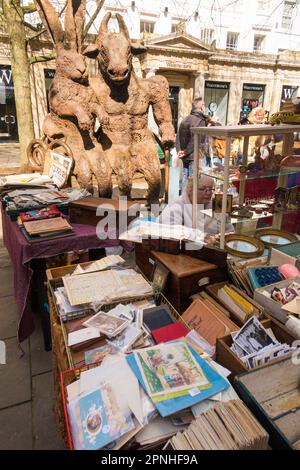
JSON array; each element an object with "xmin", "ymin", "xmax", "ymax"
[
  {"xmin": 234, "ymin": 358, "xmax": 300, "ymax": 450},
  {"xmin": 69, "ymin": 197, "xmax": 140, "ymax": 227},
  {"xmin": 216, "ymin": 316, "xmax": 297, "ymax": 378},
  {"xmin": 150, "ymin": 251, "xmax": 227, "ymax": 313}
]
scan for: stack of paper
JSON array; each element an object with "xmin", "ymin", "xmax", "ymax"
[
  {"xmin": 63, "ymin": 269, "xmax": 153, "ymax": 307},
  {"xmin": 71, "ymin": 255, "xmax": 125, "ymax": 276},
  {"xmin": 54, "ymin": 287, "xmax": 92, "ymax": 322},
  {"xmin": 230, "ymin": 316, "xmax": 297, "ymax": 369},
  {"xmin": 66, "ymin": 355, "xmax": 155, "ymax": 450},
  {"xmin": 167, "ymin": 400, "xmax": 269, "ymax": 450}
]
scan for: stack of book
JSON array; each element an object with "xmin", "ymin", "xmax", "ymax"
[
  {"xmin": 21, "ymin": 216, "xmax": 74, "ymax": 243},
  {"xmin": 165, "ymin": 400, "xmax": 269, "ymax": 450}
]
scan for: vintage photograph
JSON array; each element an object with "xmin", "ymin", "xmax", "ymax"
[
  {"xmin": 83, "ymin": 312, "xmax": 129, "ymax": 338},
  {"xmin": 234, "ymin": 316, "xmax": 279, "ymax": 355}
]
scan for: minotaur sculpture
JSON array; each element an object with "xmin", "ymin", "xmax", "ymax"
[{"xmin": 33, "ymin": 0, "xmax": 175, "ymax": 203}]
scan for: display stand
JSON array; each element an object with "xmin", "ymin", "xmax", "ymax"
[{"xmin": 191, "ymin": 124, "xmax": 300, "ymax": 249}]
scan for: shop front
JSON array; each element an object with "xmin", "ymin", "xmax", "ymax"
[
  {"xmin": 204, "ymin": 81, "xmax": 230, "ymax": 124},
  {"xmin": 280, "ymin": 85, "xmax": 299, "ymax": 110},
  {"xmin": 0, "ymin": 65, "xmax": 18, "ymax": 142},
  {"xmin": 240, "ymin": 83, "xmax": 265, "ymax": 121}
]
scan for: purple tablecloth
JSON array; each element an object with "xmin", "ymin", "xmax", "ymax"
[{"xmin": 1, "ymin": 206, "xmax": 130, "ymax": 343}]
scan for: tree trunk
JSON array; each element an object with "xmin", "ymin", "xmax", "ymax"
[{"xmin": 3, "ymin": 0, "xmax": 35, "ymax": 171}]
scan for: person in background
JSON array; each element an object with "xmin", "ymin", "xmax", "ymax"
[
  {"xmin": 176, "ymin": 98, "xmax": 210, "ymax": 191},
  {"xmin": 158, "ymin": 173, "xmax": 234, "ymax": 236}
]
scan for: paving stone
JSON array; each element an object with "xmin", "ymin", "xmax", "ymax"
[
  {"xmin": 0, "ymin": 338, "xmax": 31, "ymax": 409},
  {"xmin": 0, "ymin": 295, "xmax": 19, "ymax": 340},
  {"xmin": 30, "ymin": 319, "xmax": 52, "ymax": 376},
  {"xmin": 0, "ymin": 402, "xmax": 33, "ymax": 450},
  {"xmin": 0, "ymin": 264, "xmax": 14, "ymax": 297},
  {"xmin": 32, "ymin": 372, "xmax": 64, "ymax": 450}
]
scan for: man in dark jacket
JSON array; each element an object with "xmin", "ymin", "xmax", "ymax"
[{"xmin": 176, "ymin": 97, "xmax": 209, "ymax": 190}]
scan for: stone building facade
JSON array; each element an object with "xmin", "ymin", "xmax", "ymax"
[{"xmin": 1, "ymin": 28, "xmax": 300, "ymax": 143}]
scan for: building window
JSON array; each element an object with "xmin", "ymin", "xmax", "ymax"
[
  {"xmin": 226, "ymin": 32, "xmax": 239, "ymax": 50},
  {"xmin": 171, "ymin": 23, "xmax": 178, "ymax": 33},
  {"xmin": 200, "ymin": 28, "xmax": 214, "ymax": 45},
  {"xmin": 257, "ymin": 0, "xmax": 270, "ymax": 11},
  {"xmin": 140, "ymin": 20, "xmax": 155, "ymax": 34},
  {"xmin": 253, "ymin": 35, "xmax": 265, "ymax": 53},
  {"xmin": 281, "ymin": 1, "xmax": 296, "ymax": 29}
]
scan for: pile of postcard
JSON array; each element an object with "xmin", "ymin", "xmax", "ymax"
[
  {"xmin": 165, "ymin": 400, "xmax": 269, "ymax": 450},
  {"xmin": 2, "ymin": 187, "xmax": 90, "ymax": 215},
  {"xmin": 65, "ymin": 336, "xmax": 237, "ymax": 450},
  {"xmin": 230, "ymin": 316, "xmax": 297, "ymax": 369},
  {"xmin": 67, "ymin": 301, "xmax": 155, "ymax": 353}
]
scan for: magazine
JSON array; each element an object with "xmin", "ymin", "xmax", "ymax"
[{"xmin": 133, "ymin": 341, "xmax": 210, "ymax": 398}]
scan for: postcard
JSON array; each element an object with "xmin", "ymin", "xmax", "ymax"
[
  {"xmin": 68, "ymin": 327, "xmax": 100, "ymax": 347},
  {"xmin": 233, "ymin": 316, "xmax": 279, "ymax": 355},
  {"xmin": 85, "ymin": 345, "xmax": 117, "ymax": 365},
  {"xmin": 78, "ymin": 383, "xmax": 134, "ymax": 450},
  {"xmin": 133, "ymin": 341, "xmax": 210, "ymax": 398},
  {"xmin": 107, "ymin": 325, "xmax": 143, "ymax": 352},
  {"xmin": 83, "ymin": 312, "xmax": 129, "ymax": 338}
]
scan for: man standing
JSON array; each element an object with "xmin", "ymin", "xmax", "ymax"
[{"xmin": 176, "ymin": 98, "xmax": 209, "ymax": 190}]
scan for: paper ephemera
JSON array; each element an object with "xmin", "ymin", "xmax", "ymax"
[
  {"xmin": 134, "ymin": 342, "xmax": 210, "ymax": 398},
  {"xmin": 83, "ymin": 312, "xmax": 129, "ymax": 338}
]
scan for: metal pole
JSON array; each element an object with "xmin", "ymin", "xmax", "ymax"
[
  {"xmin": 164, "ymin": 147, "xmax": 170, "ymax": 204},
  {"xmin": 192, "ymin": 132, "xmax": 199, "ymax": 229},
  {"xmin": 220, "ymin": 136, "xmax": 231, "ymax": 249},
  {"xmin": 238, "ymin": 135, "xmax": 249, "ymax": 206}
]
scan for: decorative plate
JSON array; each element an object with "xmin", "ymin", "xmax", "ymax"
[
  {"xmin": 224, "ymin": 234, "xmax": 265, "ymax": 259},
  {"xmin": 254, "ymin": 229, "xmax": 298, "ymax": 249}
]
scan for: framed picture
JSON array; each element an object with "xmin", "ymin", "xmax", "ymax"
[
  {"xmin": 213, "ymin": 194, "xmax": 233, "ymax": 214},
  {"xmin": 151, "ymin": 262, "xmax": 170, "ymax": 293}
]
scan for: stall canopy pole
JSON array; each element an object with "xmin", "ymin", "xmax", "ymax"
[
  {"xmin": 220, "ymin": 137, "xmax": 231, "ymax": 249},
  {"xmin": 164, "ymin": 147, "xmax": 170, "ymax": 204},
  {"xmin": 238, "ymin": 135, "xmax": 249, "ymax": 206}
]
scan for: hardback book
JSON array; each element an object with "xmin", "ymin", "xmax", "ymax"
[
  {"xmin": 151, "ymin": 323, "xmax": 189, "ymax": 344},
  {"xmin": 23, "ymin": 216, "xmax": 72, "ymax": 235}
]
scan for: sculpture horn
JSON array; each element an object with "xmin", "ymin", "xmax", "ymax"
[
  {"xmin": 99, "ymin": 12, "xmax": 111, "ymax": 35},
  {"xmin": 116, "ymin": 13, "xmax": 130, "ymax": 40}
]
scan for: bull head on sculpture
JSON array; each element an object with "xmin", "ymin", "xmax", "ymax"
[{"xmin": 85, "ymin": 12, "xmax": 146, "ymax": 85}]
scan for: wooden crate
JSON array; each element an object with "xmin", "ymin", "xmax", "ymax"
[{"xmin": 234, "ymin": 358, "xmax": 300, "ymax": 450}]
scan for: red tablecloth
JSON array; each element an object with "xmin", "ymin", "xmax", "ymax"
[{"xmin": 1, "ymin": 207, "xmax": 131, "ymax": 343}]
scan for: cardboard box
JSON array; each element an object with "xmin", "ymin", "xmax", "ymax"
[
  {"xmin": 254, "ymin": 276, "xmax": 300, "ymax": 324},
  {"xmin": 270, "ymin": 241, "xmax": 300, "ymax": 269}
]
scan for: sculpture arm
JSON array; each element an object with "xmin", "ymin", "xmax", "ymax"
[{"xmin": 148, "ymin": 75, "xmax": 175, "ymax": 148}]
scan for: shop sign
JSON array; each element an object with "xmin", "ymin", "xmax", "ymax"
[
  {"xmin": 280, "ymin": 85, "xmax": 298, "ymax": 109},
  {"xmin": 243, "ymin": 84, "xmax": 265, "ymax": 92},
  {"xmin": 0, "ymin": 66, "xmax": 13, "ymax": 88},
  {"xmin": 205, "ymin": 81, "xmax": 229, "ymax": 90},
  {"xmin": 44, "ymin": 69, "xmax": 56, "ymax": 80}
]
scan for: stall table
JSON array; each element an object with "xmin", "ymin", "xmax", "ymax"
[{"xmin": 1, "ymin": 205, "xmax": 129, "ymax": 348}]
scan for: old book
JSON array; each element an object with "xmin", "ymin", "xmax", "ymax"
[
  {"xmin": 23, "ymin": 216, "xmax": 72, "ymax": 235},
  {"xmin": 181, "ymin": 299, "xmax": 238, "ymax": 346}
]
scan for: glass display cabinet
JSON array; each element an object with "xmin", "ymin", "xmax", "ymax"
[{"xmin": 191, "ymin": 124, "xmax": 300, "ymax": 250}]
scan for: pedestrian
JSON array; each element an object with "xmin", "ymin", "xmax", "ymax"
[{"xmin": 176, "ymin": 98, "xmax": 210, "ymax": 191}]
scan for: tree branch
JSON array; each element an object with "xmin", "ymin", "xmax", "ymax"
[
  {"xmin": 30, "ymin": 53, "xmax": 55, "ymax": 64},
  {"xmin": 27, "ymin": 1, "xmax": 67, "ymax": 42},
  {"xmin": 24, "ymin": 20, "xmax": 39, "ymax": 32},
  {"xmin": 83, "ymin": 0, "xmax": 104, "ymax": 38}
]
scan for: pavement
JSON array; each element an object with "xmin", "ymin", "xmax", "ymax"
[{"xmin": 0, "ymin": 211, "xmax": 64, "ymax": 450}]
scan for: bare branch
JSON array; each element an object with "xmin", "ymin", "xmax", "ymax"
[
  {"xmin": 83, "ymin": 0, "xmax": 104, "ymax": 38},
  {"xmin": 24, "ymin": 21, "xmax": 39, "ymax": 32},
  {"xmin": 22, "ymin": 3, "xmax": 37, "ymax": 14},
  {"xmin": 30, "ymin": 53, "xmax": 55, "ymax": 64},
  {"xmin": 27, "ymin": 1, "xmax": 67, "ymax": 42}
]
